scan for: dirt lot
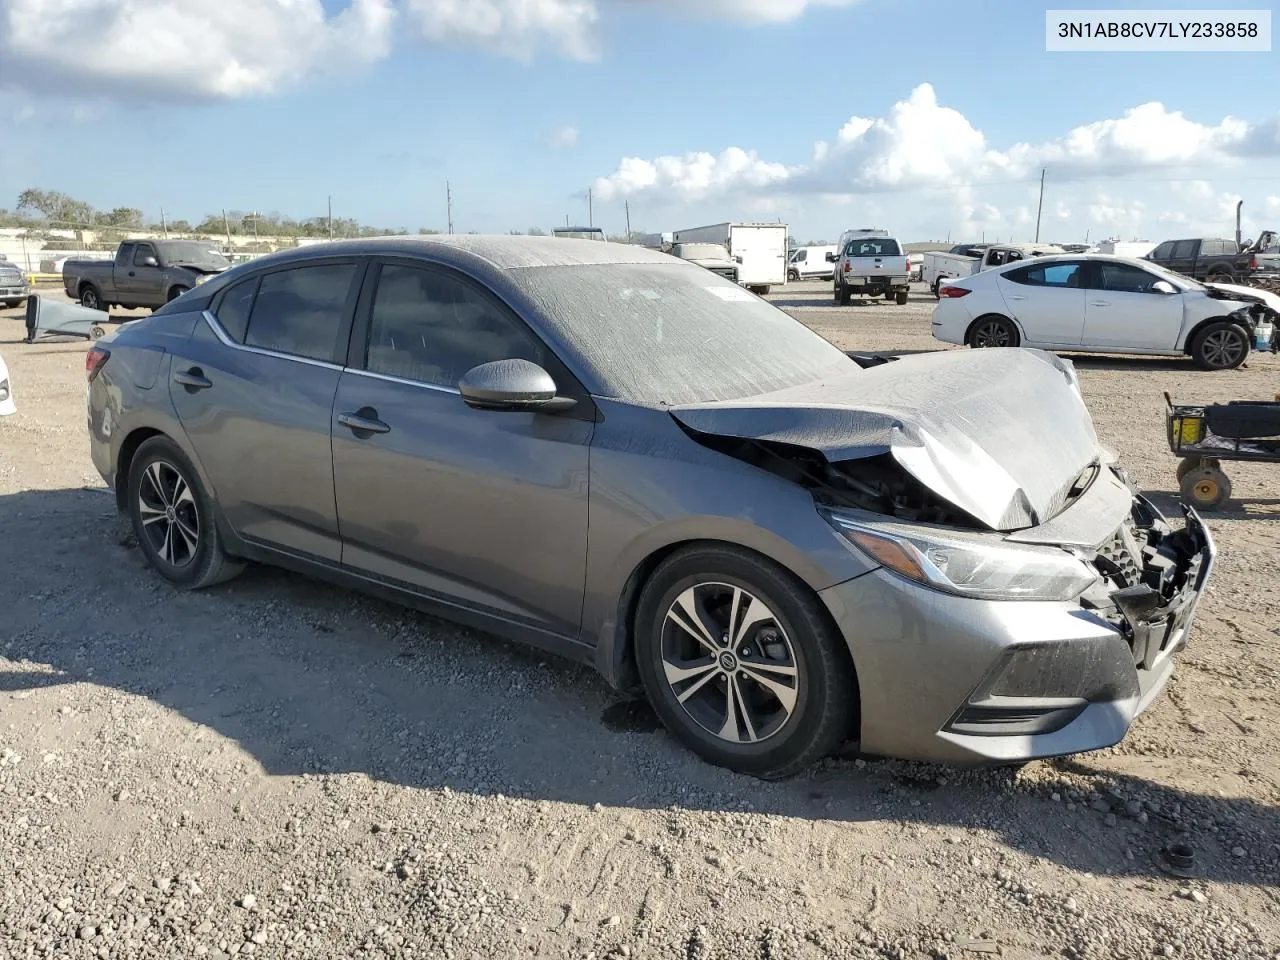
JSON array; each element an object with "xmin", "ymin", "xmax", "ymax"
[{"xmin": 2, "ymin": 284, "xmax": 1278, "ymax": 960}]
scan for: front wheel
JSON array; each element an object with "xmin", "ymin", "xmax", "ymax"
[
  {"xmin": 1189, "ymin": 321, "xmax": 1249, "ymax": 370},
  {"xmin": 128, "ymin": 437, "xmax": 245, "ymax": 589},
  {"xmin": 634, "ymin": 545, "xmax": 857, "ymax": 780},
  {"xmin": 967, "ymin": 315, "xmax": 1019, "ymax": 348},
  {"xmin": 1180, "ymin": 465, "xmax": 1231, "ymax": 511},
  {"xmin": 166, "ymin": 285, "xmax": 190, "ymax": 303}
]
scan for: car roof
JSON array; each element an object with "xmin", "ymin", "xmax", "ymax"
[{"xmin": 235, "ymin": 235, "xmax": 674, "ymax": 273}]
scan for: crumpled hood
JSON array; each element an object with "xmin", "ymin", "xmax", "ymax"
[{"xmin": 671, "ymin": 348, "xmax": 1101, "ymax": 531}]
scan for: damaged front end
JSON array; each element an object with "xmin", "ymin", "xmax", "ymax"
[{"xmin": 1081, "ymin": 498, "xmax": 1215, "ymax": 673}]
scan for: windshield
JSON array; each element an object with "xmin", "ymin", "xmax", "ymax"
[
  {"xmin": 158, "ymin": 241, "xmax": 230, "ymax": 271},
  {"xmin": 515, "ymin": 262, "xmax": 854, "ymax": 405},
  {"xmin": 845, "ymin": 238, "xmax": 902, "ymax": 256}
]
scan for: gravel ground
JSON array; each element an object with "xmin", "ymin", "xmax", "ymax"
[{"xmin": 2, "ymin": 284, "xmax": 1278, "ymax": 960}]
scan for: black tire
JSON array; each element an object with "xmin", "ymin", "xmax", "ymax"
[
  {"xmin": 127, "ymin": 436, "xmax": 245, "ymax": 590},
  {"xmin": 787, "ymin": 270, "xmax": 798, "ymax": 282},
  {"xmin": 80, "ymin": 285, "xmax": 106, "ymax": 312},
  {"xmin": 1189, "ymin": 321, "xmax": 1249, "ymax": 370},
  {"xmin": 1175, "ymin": 457, "xmax": 1203, "ymax": 482},
  {"xmin": 895, "ymin": 290, "xmax": 909, "ymax": 305},
  {"xmin": 167, "ymin": 285, "xmax": 190, "ymax": 303},
  {"xmin": 967, "ymin": 315, "xmax": 1020, "ymax": 348},
  {"xmin": 2, "ymin": 299, "xmax": 21, "ymax": 309},
  {"xmin": 1180, "ymin": 466, "xmax": 1231, "ymax": 511},
  {"xmin": 838, "ymin": 281, "xmax": 852, "ymax": 306},
  {"xmin": 634, "ymin": 544, "xmax": 857, "ymax": 780},
  {"xmin": 931, "ymin": 279, "xmax": 942, "ymax": 299},
  {"xmin": 90, "ymin": 325, "xmax": 106, "ymax": 340},
  {"xmin": 1206, "ymin": 267, "xmax": 1234, "ymax": 283}
]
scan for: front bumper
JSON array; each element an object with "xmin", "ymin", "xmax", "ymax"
[
  {"xmin": 820, "ymin": 499, "xmax": 1215, "ymax": 765},
  {"xmin": 0, "ymin": 281, "xmax": 28, "ymax": 301}
]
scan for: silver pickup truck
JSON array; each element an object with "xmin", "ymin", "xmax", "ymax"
[
  {"xmin": 0, "ymin": 257, "xmax": 30, "ymax": 309},
  {"xmin": 828, "ymin": 233, "xmax": 911, "ymax": 306},
  {"xmin": 63, "ymin": 240, "xmax": 231, "ymax": 312}
]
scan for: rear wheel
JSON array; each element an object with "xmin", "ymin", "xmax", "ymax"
[
  {"xmin": 634, "ymin": 545, "xmax": 857, "ymax": 780},
  {"xmin": 967, "ymin": 315, "xmax": 1019, "ymax": 348},
  {"xmin": 1180, "ymin": 465, "xmax": 1231, "ymax": 511},
  {"xmin": 1189, "ymin": 321, "xmax": 1249, "ymax": 370},
  {"xmin": 1206, "ymin": 267, "xmax": 1234, "ymax": 283},
  {"xmin": 80, "ymin": 286, "xmax": 105, "ymax": 311},
  {"xmin": 127, "ymin": 436, "xmax": 244, "ymax": 589},
  {"xmin": 895, "ymin": 290, "xmax": 909, "ymax": 305},
  {"xmin": 838, "ymin": 281, "xmax": 852, "ymax": 306}
]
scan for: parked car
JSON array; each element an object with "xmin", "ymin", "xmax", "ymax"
[
  {"xmin": 63, "ymin": 240, "xmax": 231, "ymax": 312},
  {"xmin": 829, "ymin": 233, "xmax": 911, "ymax": 305},
  {"xmin": 0, "ymin": 350, "xmax": 14, "ymax": 416},
  {"xmin": 922, "ymin": 243, "xmax": 1065, "ymax": 297},
  {"xmin": 931, "ymin": 254, "xmax": 1271, "ymax": 370},
  {"xmin": 788, "ymin": 245, "xmax": 836, "ymax": 281},
  {"xmin": 88, "ymin": 236, "xmax": 1214, "ymax": 776},
  {"xmin": 0, "ymin": 256, "xmax": 30, "ymax": 309},
  {"xmin": 669, "ymin": 242, "xmax": 739, "ymax": 283},
  {"xmin": 673, "ymin": 222, "xmax": 788, "ymax": 295},
  {"xmin": 1254, "ymin": 242, "xmax": 1280, "ymax": 277},
  {"xmin": 1144, "ymin": 233, "xmax": 1276, "ymax": 282}
]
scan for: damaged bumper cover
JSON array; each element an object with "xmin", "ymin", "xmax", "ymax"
[{"xmin": 819, "ymin": 493, "xmax": 1215, "ymax": 766}]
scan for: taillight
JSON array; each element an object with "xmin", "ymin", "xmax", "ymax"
[
  {"xmin": 1249, "ymin": 255, "xmax": 1258, "ymax": 270},
  {"xmin": 86, "ymin": 346, "xmax": 110, "ymax": 382},
  {"xmin": 843, "ymin": 262, "xmax": 851, "ymax": 273},
  {"xmin": 939, "ymin": 286, "xmax": 971, "ymax": 298}
]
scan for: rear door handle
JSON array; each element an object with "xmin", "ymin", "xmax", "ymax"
[
  {"xmin": 337, "ymin": 410, "xmax": 391, "ymax": 435},
  {"xmin": 173, "ymin": 368, "xmax": 212, "ymax": 390}
]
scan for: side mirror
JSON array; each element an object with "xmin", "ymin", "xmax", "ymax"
[
  {"xmin": 1152, "ymin": 280, "xmax": 1177, "ymax": 295},
  {"xmin": 825, "ymin": 252, "xmax": 837, "ymax": 263},
  {"xmin": 140, "ymin": 256, "xmax": 159, "ymax": 267},
  {"xmin": 458, "ymin": 359, "xmax": 574, "ymax": 412}
]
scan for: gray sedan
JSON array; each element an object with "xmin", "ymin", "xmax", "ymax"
[{"xmin": 86, "ymin": 236, "xmax": 1214, "ymax": 777}]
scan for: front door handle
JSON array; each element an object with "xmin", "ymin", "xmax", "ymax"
[
  {"xmin": 1007, "ymin": 294, "xmax": 1028, "ymax": 301},
  {"xmin": 1090, "ymin": 300, "xmax": 1110, "ymax": 307},
  {"xmin": 173, "ymin": 368, "xmax": 212, "ymax": 390},
  {"xmin": 337, "ymin": 409, "xmax": 391, "ymax": 435}
]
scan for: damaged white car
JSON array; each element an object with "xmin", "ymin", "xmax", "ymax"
[{"xmin": 0, "ymin": 351, "xmax": 14, "ymax": 416}]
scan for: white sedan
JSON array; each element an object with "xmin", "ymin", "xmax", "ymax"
[
  {"xmin": 931, "ymin": 254, "xmax": 1266, "ymax": 370},
  {"xmin": 0, "ymin": 351, "xmax": 14, "ymax": 416}
]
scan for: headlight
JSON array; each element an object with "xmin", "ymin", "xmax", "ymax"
[
  {"xmin": 193, "ymin": 275, "xmax": 209, "ymax": 286},
  {"xmin": 824, "ymin": 511, "xmax": 1098, "ymax": 602}
]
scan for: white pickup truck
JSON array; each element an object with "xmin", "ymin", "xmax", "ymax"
[
  {"xmin": 922, "ymin": 243, "xmax": 1065, "ymax": 297},
  {"xmin": 828, "ymin": 230, "xmax": 912, "ymax": 305}
]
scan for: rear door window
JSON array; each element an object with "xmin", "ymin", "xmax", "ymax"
[
  {"xmin": 1150, "ymin": 241, "xmax": 1175, "ymax": 259},
  {"xmin": 1005, "ymin": 262, "xmax": 1081, "ymax": 287},
  {"xmin": 214, "ymin": 276, "xmax": 260, "ymax": 343},
  {"xmin": 1171, "ymin": 240, "xmax": 1198, "ymax": 259},
  {"xmin": 243, "ymin": 263, "xmax": 359, "ymax": 363}
]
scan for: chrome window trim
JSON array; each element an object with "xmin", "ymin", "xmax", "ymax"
[
  {"xmin": 200, "ymin": 310, "xmax": 344, "ymax": 372},
  {"xmin": 343, "ymin": 366, "xmax": 462, "ymax": 396}
]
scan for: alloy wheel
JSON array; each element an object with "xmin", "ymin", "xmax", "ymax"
[
  {"xmin": 971, "ymin": 320, "xmax": 1011, "ymax": 348},
  {"xmin": 1200, "ymin": 329, "xmax": 1245, "ymax": 369},
  {"xmin": 660, "ymin": 582, "xmax": 800, "ymax": 744},
  {"xmin": 136, "ymin": 460, "xmax": 201, "ymax": 568}
]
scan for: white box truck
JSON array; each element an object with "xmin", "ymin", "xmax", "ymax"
[{"xmin": 672, "ymin": 222, "xmax": 788, "ymax": 294}]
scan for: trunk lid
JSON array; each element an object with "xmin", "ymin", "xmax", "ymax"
[{"xmin": 670, "ymin": 348, "xmax": 1100, "ymax": 531}]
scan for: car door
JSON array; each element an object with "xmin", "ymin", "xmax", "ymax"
[
  {"xmin": 1168, "ymin": 240, "xmax": 1199, "ymax": 278},
  {"xmin": 168, "ymin": 258, "xmax": 365, "ymax": 562},
  {"xmin": 330, "ymin": 259, "xmax": 593, "ymax": 640},
  {"xmin": 1081, "ymin": 261, "xmax": 1183, "ymax": 350},
  {"xmin": 994, "ymin": 260, "xmax": 1086, "ymax": 345},
  {"xmin": 121, "ymin": 242, "xmax": 165, "ymax": 305},
  {"xmin": 1145, "ymin": 240, "xmax": 1175, "ymax": 270}
]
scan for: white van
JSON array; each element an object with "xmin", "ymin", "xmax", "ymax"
[{"xmin": 788, "ymin": 245, "xmax": 837, "ymax": 281}]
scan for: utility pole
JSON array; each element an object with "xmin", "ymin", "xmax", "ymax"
[
  {"xmin": 222, "ymin": 208, "xmax": 231, "ymax": 247},
  {"xmin": 625, "ymin": 201, "xmax": 632, "ymax": 242},
  {"xmin": 161, "ymin": 207, "xmax": 168, "ymax": 238},
  {"xmin": 446, "ymin": 182, "xmax": 454, "ymax": 235},
  {"xmin": 1034, "ymin": 167, "xmax": 1046, "ymax": 243},
  {"xmin": 588, "ymin": 188, "xmax": 593, "ymax": 228},
  {"xmin": 328, "ymin": 196, "xmax": 333, "ymax": 240}
]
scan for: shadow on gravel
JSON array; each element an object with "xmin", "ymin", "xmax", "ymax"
[{"xmin": 2, "ymin": 486, "xmax": 1276, "ymax": 889}]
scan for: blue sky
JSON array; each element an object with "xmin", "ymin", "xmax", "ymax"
[{"xmin": 1, "ymin": 0, "xmax": 1277, "ymax": 243}]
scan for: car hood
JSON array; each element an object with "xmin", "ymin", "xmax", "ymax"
[
  {"xmin": 670, "ymin": 348, "xmax": 1101, "ymax": 531},
  {"xmin": 1205, "ymin": 281, "xmax": 1280, "ymax": 318},
  {"xmin": 685, "ymin": 257, "xmax": 737, "ymax": 270}
]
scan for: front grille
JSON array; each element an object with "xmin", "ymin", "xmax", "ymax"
[
  {"xmin": 712, "ymin": 268, "xmax": 736, "ymax": 281},
  {"xmin": 1094, "ymin": 525, "xmax": 1142, "ymax": 589}
]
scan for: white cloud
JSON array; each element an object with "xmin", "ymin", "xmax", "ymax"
[
  {"xmin": 549, "ymin": 125, "xmax": 580, "ymax": 149},
  {"xmin": 0, "ymin": 0, "xmax": 862, "ymax": 98},
  {"xmin": 0, "ymin": 0, "xmax": 394, "ymax": 99},
  {"xmin": 594, "ymin": 83, "xmax": 1278, "ymax": 202}
]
